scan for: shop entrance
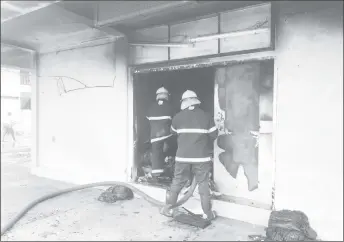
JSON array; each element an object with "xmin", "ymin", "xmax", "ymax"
[
  {"xmin": 133, "ymin": 67, "xmax": 215, "ymax": 188},
  {"xmin": 132, "ymin": 59, "xmax": 274, "ymax": 209}
]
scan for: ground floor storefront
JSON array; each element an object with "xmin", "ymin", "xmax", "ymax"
[{"xmin": 26, "ymin": 2, "xmax": 343, "ymax": 241}]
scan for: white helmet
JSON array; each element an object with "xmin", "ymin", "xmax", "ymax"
[
  {"xmin": 156, "ymin": 87, "xmax": 169, "ymax": 100},
  {"xmin": 181, "ymin": 90, "xmax": 198, "ymax": 100},
  {"xmin": 156, "ymin": 87, "xmax": 169, "ymax": 95},
  {"xmin": 180, "ymin": 90, "xmax": 201, "ymax": 110}
]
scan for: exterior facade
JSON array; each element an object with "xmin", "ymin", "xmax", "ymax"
[{"xmin": 5, "ymin": 1, "xmax": 341, "ymax": 241}]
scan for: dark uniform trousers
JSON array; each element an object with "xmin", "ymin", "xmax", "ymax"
[
  {"xmin": 151, "ymin": 135, "xmax": 177, "ymax": 176},
  {"xmin": 167, "ymin": 161, "xmax": 212, "ymax": 216},
  {"xmin": 151, "ymin": 140, "xmax": 165, "ymax": 175}
]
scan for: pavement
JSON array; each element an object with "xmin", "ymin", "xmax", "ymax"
[
  {"xmin": 1, "ymin": 133, "xmax": 31, "ymax": 154},
  {"xmin": 1, "ymin": 151, "xmax": 266, "ymax": 241}
]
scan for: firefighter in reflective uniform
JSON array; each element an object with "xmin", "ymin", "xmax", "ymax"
[
  {"xmin": 146, "ymin": 87, "xmax": 174, "ymax": 178},
  {"xmin": 161, "ymin": 90, "xmax": 218, "ymax": 221}
]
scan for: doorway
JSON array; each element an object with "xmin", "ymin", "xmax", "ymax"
[
  {"xmin": 133, "ymin": 67, "xmax": 215, "ymax": 188},
  {"xmin": 132, "ymin": 59, "xmax": 275, "ymax": 209}
]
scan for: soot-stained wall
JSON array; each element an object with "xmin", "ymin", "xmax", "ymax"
[
  {"xmin": 34, "ymin": 39, "xmax": 129, "ymax": 183},
  {"xmin": 213, "ymin": 61, "xmax": 275, "ymax": 205}
]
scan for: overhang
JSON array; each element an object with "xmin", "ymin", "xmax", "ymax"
[{"xmin": 1, "ymin": 1, "xmax": 266, "ymax": 70}]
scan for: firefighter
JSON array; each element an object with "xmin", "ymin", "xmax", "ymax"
[
  {"xmin": 2, "ymin": 112, "xmax": 16, "ymax": 145},
  {"xmin": 146, "ymin": 87, "xmax": 174, "ymax": 179},
  {"xmin": 161, "ymin": 90, "xmax": 218, "ymax": 221}
]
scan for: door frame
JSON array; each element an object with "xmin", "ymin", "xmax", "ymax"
[{"xmin": 127, "ymin": 50, "xmax": 278, "ymax": 209}]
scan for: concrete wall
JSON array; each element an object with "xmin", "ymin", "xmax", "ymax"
[
  {"xmin": 1, "ymin": 68, "xmax": 20, "ymax": 97},
  {"xmin": 34, "ymin": 39, "xmax": 129, "ymax": 184},
  {"xmin": 1, "ymin": 98, "xmax": 20, "ymax": 123},
  {"xmin": 274, "ymin": 3, "xmax": 343, "ymax": 240}
]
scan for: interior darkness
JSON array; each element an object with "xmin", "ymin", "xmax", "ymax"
[{"xmin": 133, "ymin": 67, "xmax": 215, "ymax": 184}]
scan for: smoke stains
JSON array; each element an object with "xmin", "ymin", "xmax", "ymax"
[
  {"xmin": 214, "ymin": 63, "xmax": 261, "ymax": 192},
  {"xmin": 259, "ymin": 61, "xmax": 274, "ymax": 121}
]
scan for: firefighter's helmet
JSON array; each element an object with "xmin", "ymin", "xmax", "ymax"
[
  {"xmin": 181, "ymin": 90, "xmax": 201, "ymax": 110},
  {"xmin": 181, "ymin": 90, "xmax": 198, "ymax": 100},
  {"xmin": 156, "ymin": 87, "xmax": 169, "ymax": 100},
  {"xmin": 156, "ymin": 87, "xmax": 169, "ymax": 95}
]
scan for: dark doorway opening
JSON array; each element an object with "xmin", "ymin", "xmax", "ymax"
[{"xmin": 133, "ymin": 67, "xmax": 215, "ymax": 188}]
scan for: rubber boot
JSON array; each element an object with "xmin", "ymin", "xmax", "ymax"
[
  {"xmin": 203, "ymin": 210, "xmax": 217, "ymax": 221},
  {"xmin": 160, "ymin": 205, "xmax": 174, "ymax": 217}
]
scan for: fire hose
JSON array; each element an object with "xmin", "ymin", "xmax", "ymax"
[{"xmin": 1, "ymin": 177, "xmax": 197, "ymax": 236}]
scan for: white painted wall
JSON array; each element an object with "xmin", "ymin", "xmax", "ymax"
[
  {"xmin": 275, "ymin": 5, "xmax": 343, "ymax": 241},
  {"xmin": 1, "ymin": 99, "xmax": 20, "ymax": 121},
  {"xmin": 34, "ymin": 39, "xmax": 129, "ymax": 184},
  {"xmin": 1, "ymin": 68, "xmax": 20, "ymax": 97}
]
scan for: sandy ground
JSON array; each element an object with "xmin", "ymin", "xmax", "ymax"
[{"xmin": 1, "ymin": 151, "xmax": 266, "ymax": 241}]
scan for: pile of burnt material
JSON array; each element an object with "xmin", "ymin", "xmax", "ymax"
[
  {"xmin": 265, "ymin": 210, "xmax": 318, "ymax": 241},
  {"xmin": 98, "ymin": 185, "xmax": 134, "ymax": 203}
]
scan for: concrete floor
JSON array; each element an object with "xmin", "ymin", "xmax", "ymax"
[{"xmin": 1, "ymin": 152, "xmax": 266, "ymax": 241}]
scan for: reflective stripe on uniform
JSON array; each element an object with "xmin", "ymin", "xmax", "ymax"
[
  {"xmin": 175, "ymin": 157, "xmax": 212, "ymax": 162},
  {"xmin": 171, "ymin": 126, "xmax": 177, "ymax": 132},
  {"xmin": 147, "ymin": 116, "xmax": 172, "ymax": 121},
  {"xmin": 174, "ymin": 127, "xmax": 218, "ymax": 134},
  {"xmin": 151, "ymin": 169, "xmax": 164, "ymax": 174},
  {"xmin": 208, "ymin": 126, "xmax": 217, "ymax": 133},
  {"xmin": 151, "ymin": 134, "xmax": 172, "ymax": 143},
  {"xmin": 176, "ymin": 129, "xmax": 208, "ymax": 134}
]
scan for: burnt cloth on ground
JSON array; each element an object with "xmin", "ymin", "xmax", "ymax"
[
  {"xmin": 265, "ymin": 210, "xmax": 317, "ymax": 241},
  {"xmin": 98, "ymin": 186, "xmax": 134, "ymax": 203}
]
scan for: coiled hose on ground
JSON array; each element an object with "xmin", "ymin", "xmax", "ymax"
[{"xmin": 1, "ymin": 178, "xmax": 197, "ymax": 236}]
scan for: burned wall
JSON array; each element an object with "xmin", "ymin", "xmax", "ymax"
[{"xmin": 213, "ymin": 60, "xmax": 274, "ymax": 206}]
